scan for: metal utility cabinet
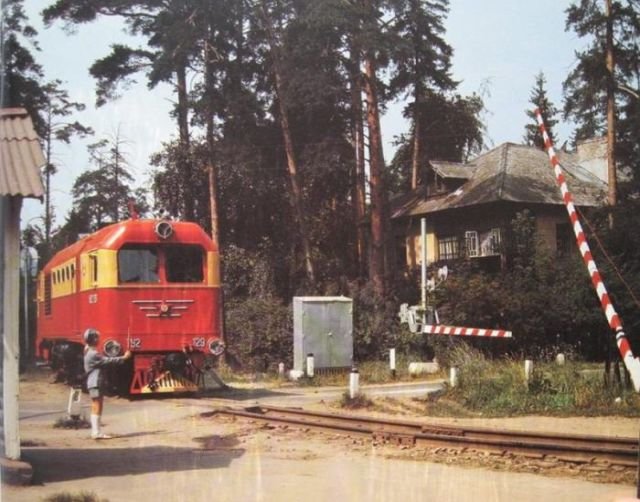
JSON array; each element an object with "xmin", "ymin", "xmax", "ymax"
[{"xmin": 293, "ymin": 297, "xmax": 353, "ymax": 372}]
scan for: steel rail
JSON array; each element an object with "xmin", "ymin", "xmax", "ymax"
[{"xmin": 209, "ymin": 405, "xmax": 638, "ymax": 468}]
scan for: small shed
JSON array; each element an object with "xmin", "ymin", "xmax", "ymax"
[
  {"xmin": 0, "ymin": 107, "xmax": 45, "ymax": 467},
  {"xmin": 293, "ymin": 297, "xmax": 353, "ymax": 372}
]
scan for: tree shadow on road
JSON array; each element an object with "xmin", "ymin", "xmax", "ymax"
[
  {"xmin": 23, "ymin": 443, "xmax": 245, "ymax": 484},
  {"xmin": 198, "ymin": 386, "xmax": 296, "ymax": 401}
]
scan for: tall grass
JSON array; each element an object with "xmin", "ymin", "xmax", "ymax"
[
  {"xmin": 216, "ymin": 353, "xmax": 444, "ymax": 387},
  {"xmin": 444, "ymin": 345, "xmax": 640, "ymax": 416}
]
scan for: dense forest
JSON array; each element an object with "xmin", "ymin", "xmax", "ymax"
[{"xmin": 3, "ymin": 0, "xmax": 640, "ymax": 371}]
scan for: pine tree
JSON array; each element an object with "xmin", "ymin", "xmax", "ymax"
[
  {"xmin": 1, "ymin": 0, "xmax": 46, "ymax": 131},
  {"xmin": 43, "ymin": 0, "xmax": 202, "ymax": 221},
  {"xmin": 387, "ymin": 0, "xmax": 456, "ymax": 189},
  {"xmin": 563, "ymin": 0, "xmax": 640, "ymax": 191},
  {"xmin": 40, "ymin": 80, "xmax": 93, "ymax": 253},
  {"xmin": 524, "ymin": 71, "xmax": 559, "ymax": 149},
  {"xmin": 71, "ymin": 133, "xmax": 148, "ymax": 232}
]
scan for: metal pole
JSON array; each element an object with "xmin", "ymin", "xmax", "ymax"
[
  {"xmin": 420, "ymin": 218, "xmax": 427, "ymax": 310},
  {"xmin": 637, "ymin": 429, "xmax": 640, "ymax": 498},
  {"xmin": 22, "ymin": 249, "xmax": 29, "ymax": 360}
]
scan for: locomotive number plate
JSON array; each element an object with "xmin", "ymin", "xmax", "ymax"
[
  {"xmin": 129, "ymin": 338, "xmax": 142, "ymax": 349},
  {"xmin": 192, "ymin": 337, "xmax": 206, "ymax": 348}
]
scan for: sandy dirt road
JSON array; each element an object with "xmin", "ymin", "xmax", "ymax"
[{"xmin": 2, "ymin": 370, "xmax": 638, "ymax": 502}]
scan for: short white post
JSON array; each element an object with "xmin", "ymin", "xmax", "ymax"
[
  {"xmin": 449, "ymin": 367, "xmax": 458, "ymax": 387},
  {"xmin": 555, "ymin": 353, "xmax": 565, "ymax": 365},
  {"xmin": 524, "ymin": 359, "xmax": 534, "ymax": 384},
  {"xmin": 389, "ymin": 348, "xmax": 396, "ymax": 378},
  {"xmin": 306, "ymin": 353, "xmax": 315, "ymax": 378},
  {"xmin": 67, "ymin": 387, "xmax": 82, "ymax": 417},
  {"xmin": 349, "ymin": 367, "xmax": 360, "ymax": 399},
  {"xmin": 278, "ymin": 362, "xmax": 285, "ymax": 378}
]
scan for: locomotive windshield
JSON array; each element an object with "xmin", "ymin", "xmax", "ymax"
[
  {"xmin": 165, "ymin": 245, "xmax": 204, "ymax": 283},
  {"xmin": 118, "ymin": 245, "xmax": 160, "ymax": 283},
  {"xmin": 118, "ymin": 244, "xmax": 204, "ymax": 284}
]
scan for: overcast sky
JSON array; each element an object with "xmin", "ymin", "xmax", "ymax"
[{"xmin": 22, "ymin": 0, "xmax": 585, "ymax": 226}]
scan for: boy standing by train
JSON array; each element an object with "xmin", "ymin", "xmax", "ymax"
[{"xmin": 83, "ymin": 328, "xmax": 132, "ymax": 439}]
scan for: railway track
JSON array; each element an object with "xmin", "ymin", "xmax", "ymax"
[{"xmin": 210, "ymin": 405, "xmax": 639, "ymax": 468}]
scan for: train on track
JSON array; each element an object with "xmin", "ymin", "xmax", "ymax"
[{"xmin": 35, "ymin": 216, "xmax": 224, "ymax": 395}]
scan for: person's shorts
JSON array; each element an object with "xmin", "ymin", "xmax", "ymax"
[{"xmin": 88, "ymin": 387, "xmax": 101, "ymax": 399}]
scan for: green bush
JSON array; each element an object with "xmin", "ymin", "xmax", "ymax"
[{"xmin": 224, "ymin": 296, "xmax": 292, "ymax": 372}]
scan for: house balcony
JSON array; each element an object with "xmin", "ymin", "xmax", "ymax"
[{"xmin": 437, "ymin": 228, "xmax": 502, "ymax": 261}]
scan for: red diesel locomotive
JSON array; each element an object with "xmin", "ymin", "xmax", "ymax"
[{"xmin": 35, "ymin": 217, "xmax": 224, "ymax": 395}]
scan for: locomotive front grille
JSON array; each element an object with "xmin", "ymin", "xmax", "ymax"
[
  {"xmin": 139, "ymin": 371, "xmax": 199, "ymax": 394},
  {"xmin": 132, "ymin": 299, "xmax": 194, "ymax": 318}
]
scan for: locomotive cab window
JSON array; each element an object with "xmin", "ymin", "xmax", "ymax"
[
  {"xmin": 165, "ymin": 245, "xmax": 204, "ymax": 283},
  {"xmin": 118, "ymin": 245, "xmax": 160, "ymax": 283}
]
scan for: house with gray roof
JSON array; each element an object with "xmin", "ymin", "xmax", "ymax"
[{"xmin": 391, "ymin": 140, "xmax": 607, "ymax": 271}]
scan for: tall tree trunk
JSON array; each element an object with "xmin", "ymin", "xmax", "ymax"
[
  {"xmin": 606, "ymin": 0, "xmax": 617, "ymax": 214},
  {"xmin": 411, "ymin": 97, "xmax": 422, "ymax": 190},
  {"xmin": 44, "ymin": 118, "xmax": 52, "ymax": 253},
  {"xmin": 113, "ymin": 138, "xmax": 120, "ymax": 222},
  {"xmin": 349, "ymin": 42, "xmax": 367, "ymax": 277},
  {"xmin": 204, "ymin": 36, "xmax": 220, "ymax": 247},
  {"xmin": 363, "ymin": 50, "xmax": 387, "ymax": 296},
  {"xmin": 204, "ymin": 29, "xmax": 225, "ymax": 358},
  {"xmin": 260, "ymin": 3, "xmax": 315, "ymax": 284},
  {"xmin": 176, "ymin": 63, "xmax": 194, "ymax": 221},
  {"xmin": 605, "ymin": 0, "xmax": 624, "ymax": 384}
]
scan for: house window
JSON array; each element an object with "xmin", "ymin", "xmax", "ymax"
[
  {"xmin": 438, "ymin": 236, "xmax": 459, "ymax": 261},
  {"xmin": 465, "ymin": 231, "xmax": 479, "ymax": 257}
]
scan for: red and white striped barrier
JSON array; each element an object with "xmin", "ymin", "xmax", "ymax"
[
  {"xmin": 423, "ymin": 325, "xmax": 512, "ymax": 338},
  {"xmin": 535, "ymin": 108, "xmax": 640, "ymax": 392},
  {"xmin": 399, "ymin": 304, "xmax": 513, "ymax": 338}
]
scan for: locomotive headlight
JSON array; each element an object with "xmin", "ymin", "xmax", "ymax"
[
  {"xmin": 104, "ymin": 339, "xmax": 123, "ymax": 357},
  {"xmin": 208, "ymin": 339, "xmax": 225, "ymax": 356},
  {"xmin": 155, "ymin": 221, "xmax": 173, "ymax": 239}
]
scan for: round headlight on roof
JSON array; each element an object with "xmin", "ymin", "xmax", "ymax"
[{"xmin": 155, "ymin": 221, "xmax": 173, "ymax": 239}]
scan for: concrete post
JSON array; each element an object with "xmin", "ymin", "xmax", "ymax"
[
  {"xmin": 524, "ymin": 360, "xmax": 534, "ymax": 384},
  {"xmin": 306, "ymin": 353, "xmax": 314, "ymax": 378},
  {"xmin": 449, "ymin": 367, "xmax": 458, "ymax": 387},
  {"xmin": 349, "ymin": 367, "xmax": 359, "ymax": 399},
  {"xmin": 389, "ymin": 348, "xmax": 396, "ymax": 378}
]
